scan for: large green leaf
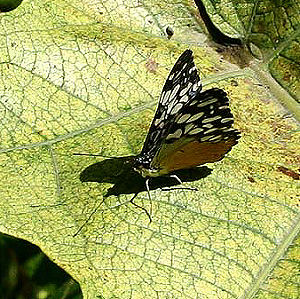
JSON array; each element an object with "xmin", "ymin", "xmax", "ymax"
[
  {"xmin": 201, "ymin": 0, "xmax": 300, "ymax": 105},
  {"xmin": 0, "ymin": 0, "xmax": 299, "ymax": 298}
]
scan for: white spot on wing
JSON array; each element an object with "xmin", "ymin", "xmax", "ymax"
[
  {"xmin": 154, "ymin": 118, "xmax": 161, "ymax": 126},
  {"xmin": 202, "ymin": 116, "xmax": 221, "ymax": 123},
  {"xmin": 180, "ymin": 94, "xmax": 189, "ymax": 103},
  {"xmin": 189, "ymin": 66, "xmax": 196, "ymax": 74},
  {"xmin": 168, "ymin": 73, "xmax": 174, "ymax": 80},
  {"xmin": 192, "ymin": 83, "xmax": 200, "ymax": 92},
  {"xmin": 187, "ymin": 112, "xmax": 204, "ymax": 122},
  {"xmin": 209, "ymin": 135, "xmax": 222, "ymax": 141},
  {"xmin": 171, "ymin": 102, "xmax": 183, "ymax": 115},
  {"xmin": 201, "ymin": 135, "xmax": 213, "ymax": 142},
  {"xmin": 160, "ymin": 111, "xmax": 166, "ymax": 121},
  {"xmin": 189, "ymin": 128, "xmax": 204, "ymax": 135},
  {"xmin": 186, "ymin": 82, "xmax": 193, "ymax": 91},
  {"xmin": 168, "ymin": 84, "xmax": 181, "ymax": 103},
  {"xmin": 177, "ymin": 113, "xmax": 191, "ymax": 124},
  {"xmin": 197, "ymin": 98, "xmax": 218, "ymax": 107},
  {"xmin": 154, "ymin": 110, "xmax": 166, "ymax": 127},
  {"xmin": 222, "ymin": 128, "xmax": 235, "ymax": 132},
  {"xmin": 161, "ymin": 89, "xmax": 171, "ymax": 105},
  {"xmin": 221, "ymin": 118, "xmax": 233, "ymax": 123},
  {"xmin": 189, "ymin": 100, "xmax": 198, "ymax": 106},
  {"xmin": 184, "ymin": 123, "xmax": 195, "ymax": 134},
  {"xmin": 179, "ymin": 85, "xmax": 189, "ymax": 97},
  {"xmin": 166, "ymin": 128, "xmax": 182, "ymax": 140},
  {"xmin": 159, "ymin": 121, "xmax": 165, "ymax": 128},
  {"xmin": 203, "ymin": 128, "xmax": 218, "ymax": 134}
]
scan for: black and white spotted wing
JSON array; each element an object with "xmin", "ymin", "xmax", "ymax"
[
  {"xmin": 151, "ymin": 88, "xmax": 240, "ymax": 174},
  {"xmin": 138, "ymin": 50, "xmax": 202, "ymax": 165},
  {"xmin": 163, "ymin": 88, "xmax": 238, "ymax": 143},
  {"xmin": 134, "ymin": 50, "xmax": 240, "ymax": 178}
]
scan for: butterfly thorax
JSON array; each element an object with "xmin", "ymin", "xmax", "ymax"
[
  {"xmin": 133, "ymin": 155, "xmax": 168, "ymax": 177},
  {"xmin": 134, "ymin": 165, "xmax": 165, "ymax": 178}
]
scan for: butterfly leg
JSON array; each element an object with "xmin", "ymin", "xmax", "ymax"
[
  {"xmin": 169, "ymin": 174, "xmax": 182, "ymax": 184},
  {"xmin": 145, "ymin": 178, "xmax": 153, "ymax": 218},
  {"xmin": 161, "ymin": 186, "xmax": 198, "ymax": 191},
  {"xmin": 130, "ymin": 192, "xmax": 152, "ymax": 223},
  {"xmin": 161, "ymin": 174, "xmax": 198, "ymax": 191}
]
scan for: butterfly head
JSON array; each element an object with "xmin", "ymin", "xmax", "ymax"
[{"xmin": 133, "ymin": 155, "xmax": 165, "ymax": 178}]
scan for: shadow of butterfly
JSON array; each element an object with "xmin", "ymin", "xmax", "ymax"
[{"xmin": 79, "ymin": 156, "xmax": 212, "ymax": 197}]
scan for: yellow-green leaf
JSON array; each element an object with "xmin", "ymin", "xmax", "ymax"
[{"xmin": 0, "ymin": 0, "xmax": 299, "ymax": 298}]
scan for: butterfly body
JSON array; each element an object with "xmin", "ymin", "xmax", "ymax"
[{"xmin": 133, "ymin": 50, "xmax": 240, "ymax": 179}]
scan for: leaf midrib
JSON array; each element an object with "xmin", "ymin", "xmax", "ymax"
[
  {"xmin": 0, "ymin": 68, "xmax": 249, "ymax": 153},
  {"xmin": 241, "ymin": 214, "xmax": 300, "ymax": 299}
]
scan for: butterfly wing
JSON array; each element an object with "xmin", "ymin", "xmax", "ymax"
[
  {"xmin": 139, "ymin": 50, "xmax": 202, "ymax": 165},
  {"xmin": 151, "ymin": 88, "xmax": 240, "ymax": 174}
]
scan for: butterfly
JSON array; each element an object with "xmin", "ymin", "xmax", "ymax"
[
  {"xmin": 73, "ymin": 50, "xmax": 240, "ymax": 232},
  {"xmin": 133, "ymin": 50, "xmax": 240, "ymax": 185}
]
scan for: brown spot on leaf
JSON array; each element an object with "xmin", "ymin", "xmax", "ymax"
[
  {"xmin": 247, "ymin": 176, "xmax": 255, "ymax": 183},
  {"xmin": 145, "ymin": 58, "xmax": 158, "ymax": 74},
  {"xmin": 277, "ymin": 166, "xmax": 300, "ymax": 180},
  {"xmin": 231, "ymin": 80, "xmax": 238, "ymax": 87}
]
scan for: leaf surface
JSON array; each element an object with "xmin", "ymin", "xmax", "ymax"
[{"xmin": 0, "ymin": 0, "xmax": 299, "ymax": 298}]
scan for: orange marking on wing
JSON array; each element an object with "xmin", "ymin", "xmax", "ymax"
[{"xmin": 162, "ymin": 138, "xmax": 238, "ymax": 172}]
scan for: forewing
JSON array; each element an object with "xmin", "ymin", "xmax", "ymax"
[
  {"xmin": 152, "ymin": 88, "xmax": 240, "ymax": 172},
  {"xmin": 140, "ymin": 50, "xmax": 201, "ymax": 160}
]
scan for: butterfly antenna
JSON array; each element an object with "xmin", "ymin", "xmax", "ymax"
[
  {"xmin": 130, "ymin": 193, "xmax": 152, "ymax": 223},
  {"xmin": 73, "ymin": 153, "xmax": 106, "ymax": 157},
  {"xmin": 145, "ymin": 178, "xmax": 153, "ymax": 217},
  {"xmin": 73, "ymin": 197, "xmax": 106, "ymax": 237},
  {"xmin": 73, "ymin": 153, "xmax": 123, "ymax": 158}
]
